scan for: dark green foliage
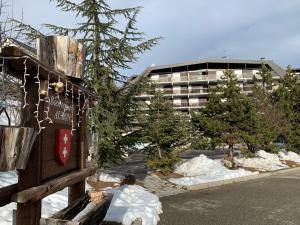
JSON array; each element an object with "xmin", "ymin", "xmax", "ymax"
[
  {"xmin": 240, "ymin": 148, "xmax": 256, "ymax": 158},
  {"xmin": 147, "ymin": 155, "xmax": 180, "ymax": 175},
  {"xmin": 192, "ymin": 70, "xmax": 256, "ymax": 159},
  {"xmin": 45, "ymin": 0, "xmax": 161, "ymax": 168},
  {"xmin": 274, "ymin": 66, "xmax": 300, "ymax": 152},
  {"xmin": 137, "ymin": 91, "xmax": 191, "ymax": 172},
  {"xmin": 12, "ymin": 0, "xmax": 160, "ymax": 168}
]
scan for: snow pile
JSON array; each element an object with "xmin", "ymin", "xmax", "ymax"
[
  {"xmin": 98, "ymin": 172, "xmax": 121, "ymax": 183},
  {"xmin": 104, "ymin": 185, "xmax": 162, "ymax": 225},
  {"xmin": 278, "ymin": 151, "xmax": 300, "ymax": 163},
  {"xmin": 234, "ymin": 150, "xmax": 288, "ymax": 172},
  {"xmin": 169, "ymin": 155, "xmax": 257, "ymax": 186}
]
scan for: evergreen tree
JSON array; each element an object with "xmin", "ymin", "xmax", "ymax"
[
  {"xmin": 13, "ymin": 0, "xmax": 160, "ymax": 168},
  {"xmin": 245, "ymin": 64, "xmax": 285, "ymax": 153},
  {"xmin": 137, "ymin": 90, "xmax": 191, "ymax": 173},
  {"xmin": 274, "ymin": 66, "xmax": 300, "ymax": 152},
  {"xmin": 192, "ymin": 70, "xmax": 257, "ymax": 160}
]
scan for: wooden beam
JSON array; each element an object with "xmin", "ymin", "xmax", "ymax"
[
  {"xmin": 13, "ymin": 167, "xmax": 96, "ymax": 204},
  {"xmin": 0, "ymin": 184, "xmax": 18, "ymax": 206},
  {"xmin": 17, "ymin": 75, "xmax": 43, "ymax": 225},
  {"xmin": 69, "ymin": 110, "xmax": 86, "ymax": 205}
]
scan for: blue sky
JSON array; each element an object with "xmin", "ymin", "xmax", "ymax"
[{"xmin": 12, "ymin": 0, "xmax": 300, "ymax": 76}]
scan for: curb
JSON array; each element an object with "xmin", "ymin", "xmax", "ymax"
[{"xmin": 175, "ymin": 166, "xmax": 300, "ymax": 191}]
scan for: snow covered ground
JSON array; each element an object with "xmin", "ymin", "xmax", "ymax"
[
  {"xmin": 104, "ymin": 185, "xmax": 162, "ymax": 225},
  {"xmin": 0, "ymin": 172, "xmax": 162, "ymax": 225},
  {"xmin": 234, "ymin": 150, "xmax": 290, "ymax": 172},
  {"xmin": 97, "ymin": 171, "xmax": 122, "ymax": 183},
  {"xmin": 278, "ymin": 150, "xmax": 300, "ymax": 163},
  {"xmin": 0, "ymin": 171, "xmax": 68, "ymax": 225},
  {"xmin": 169, "ymin": 155, "xmax": 258, "ymax": 186}
]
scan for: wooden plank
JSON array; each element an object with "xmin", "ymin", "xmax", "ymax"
[
  {"xmin": 17, "ymin": 74, "xmax": 43, "ymax": 225},
  {"xmin": 75, "ymin": 193, "xmax": 113, "ymax": 225},
  {"xmin": 67, "ymin": 38, "xmax": 78, "ymax": 77},
  {"xmin": 55, "ymin": 36, "xmax": 69, "ymax": 75},
  {"xmin": 42, "ymin": 156, "xmax": 78, "ymax": 181},
  {"xmin": 0, "ymin": 184, "xmax": 18, "ymax": 206},
  {"xmin": 69, "ymin": 109, "xmax": 86, "ymax": 204},
  {"xmin": 13, "ymin": 167, "xmax": 96, "ymax": 204},
  {"xmin": 37, "ymin": 36, "xmax": 55, "ymax": 68},
  {"xmin": 75, "ymin": 42, "xmax": 85, "ymax": 79}
]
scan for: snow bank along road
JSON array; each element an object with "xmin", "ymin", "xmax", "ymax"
[{"xmin": 159, "ymin": 170, "xmax": 300, "ymax": 225}]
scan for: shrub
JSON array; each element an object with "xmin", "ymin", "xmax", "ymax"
[
  {"xmin": 240, "ymin": 148, "xmax": 256, "ymax": 158},
  {"xmin": 147, "ymin": 155, "xmax": 180, "ymax": 175}
]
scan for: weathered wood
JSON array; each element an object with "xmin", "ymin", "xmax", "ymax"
[
  {"xmin": 13, "ymin": 167, "xmax": 96, "ymax": 203},
  {"xmin": 68, "ymin": 109, "xmax": 85, "ymax": 204},
  {"xmin": 75, "ymin": 193, "xmax": 113, "ymax": 225},
  {"xmin": 17, "ymin": 74, "xmax": 43, "ymax": 225},
  {"xmin": 52, "ymin": 195, "xmax": 89, "ymax": 220},
  {"xmin": 0, "ymin": 184, "xmax": 17, "ymax": 206},
  {"xmin": 56, "ymin": 36, "xmax": 69, "ymax": 75},
  {"xmin": 40, "ymin": 218, "xmax": 79, "ymax": 225},
  {"xmin": 37, "ymin": 36, "xmax": 84, "ymax": 79},
  {"xmin": 75, "ymin": 42, "xmax": 85, "ymax": 79},
  {"xmin": 0, "ymin": 126, "xmax": 37, "ymax": 171},
  {"xmin": 37, "ymin": 36, "xmax": 55, "ymax": 68},
  {"xmin": 41, "ymin": 193, "xmax": 112, "ymax": 225},
  {"xmin": 67, "ymin": 38, "xmax": 78, "ymax": 77}
]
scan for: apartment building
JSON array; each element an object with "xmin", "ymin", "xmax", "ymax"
[
  {"xmin": 130, "ymin": 59, "xmax": 285, "ymax": 115},
  {"xmin": 293, "ymin": 68, "xmax": 300, "ymax": 77}
]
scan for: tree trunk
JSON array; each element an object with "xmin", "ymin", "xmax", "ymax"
[
  {"xmin": 227, "ymin": 144, "xmax": 233, "ymax": 161},
  {"xmin": 158, "ymin": 146, "xmax": 162, "ymax": 159}
]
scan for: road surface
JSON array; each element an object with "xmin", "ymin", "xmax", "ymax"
[{"xmin": 159, "ymin": 170, "xmax": 300, "ymax": 225}]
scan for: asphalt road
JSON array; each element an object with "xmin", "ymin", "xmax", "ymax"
[{"xmin": 159, "ymin": 170, "xmax": 300, "ymax": 225}]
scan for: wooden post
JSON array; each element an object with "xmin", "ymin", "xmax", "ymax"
[
  {"xmin": 69, "ymin": 106, "xmax": 86, "ymax": 204},
  {"xmin": 16, "ymin": 74, "xmax": 43, "ymax": 225}
]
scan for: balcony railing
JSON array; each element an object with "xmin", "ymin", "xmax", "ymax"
[
  {"xmin": 189, "ymin": 102, "xmax": 208, "ymax": 107},
  {"xmin": 173, "ymin": 102, "xmax": 207, "ymax": 108},
  {"xmin": 189, "ymin": 88, "xmax": 209, "ymax": 94}
]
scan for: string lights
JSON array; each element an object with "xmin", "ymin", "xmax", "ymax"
[
  {"xmin": 77, "ymin": 90, "xmax": 82, "ymax": 127},
  {"xmin": 44, "ymin": 72, "xmax": 53, "ymax": 124},
  {"xmin": 70, "ymin": 84, "xmax": 76, "ymax": 135},
  {"xmin": 20, "ymin": 58, "xmax": 30, "ymax": 109},
  {"xmin": 34, "ymin": 65, "xmax": 46, "ymax": 133}
]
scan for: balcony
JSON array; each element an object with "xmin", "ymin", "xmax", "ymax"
[
  {"xmin": 189, "ymin": 88, "xmax": 209, "ymax": 94},
  {"xmin": 173, "ymin": 101, "xmax": 207, "ymax": 108},
  {"xmin": 157, "ymin": 77, "xmax": 172, "ymax": 82},
  {"xmin": 189, "ymin": 102, "xmax": 208, "ymax": 107}
]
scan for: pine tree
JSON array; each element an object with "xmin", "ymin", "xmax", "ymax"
[
  {"xmin": 245, "ymin": 63, "xmax": 285, "ymax": 153},
  {"xmin": 13, "ymin": 0, "xmax": 160, "ymax": 168},
  {"xmin": 274, "ymin": 66, "xmax": 300, "ymax": 152},
  {"xmin": 192, "ymin": 70, "xmax": 257, "ymax": 160},
  {"xmin": 137, "ymin": 90, "xmax": 191, "ymax": 173}
]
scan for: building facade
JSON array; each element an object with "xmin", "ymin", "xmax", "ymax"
[{"xmin": 130, "ymin": 59, "xmax": 285, "ymax": 115}]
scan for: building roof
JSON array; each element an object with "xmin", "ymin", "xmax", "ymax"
[
  {"xmin": 145, "ymin": 58, "xmax": 285, "ymax": 76},
  {"xmin": 126, "ymin": 58, "xmax": 285, "ymax": 87}
]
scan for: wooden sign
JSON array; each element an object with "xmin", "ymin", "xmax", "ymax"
[{"xmin": 41, "ymin": 91, "xmax": 79, "ymax": 181}]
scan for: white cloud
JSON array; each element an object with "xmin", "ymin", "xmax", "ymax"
[{"xmin": 11, "ymin": 0, "xmax": 300, "ymax": 75}]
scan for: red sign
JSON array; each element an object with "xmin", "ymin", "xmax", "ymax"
[{"xmin": 55, "ymin": 129, "xmax": 71, "ymax": 165}]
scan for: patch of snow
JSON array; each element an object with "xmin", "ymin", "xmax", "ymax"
[
  {"xmin": 0, "ymin": 171, "xmax": 18, "ymax": 188},
  {"xmin": 169, "ymin": 155, "xmax": 257, "ymax": 186},
  {"xmin": 104, "ymin": 185, "xmax": 162, "ymax": 225},
  {"xmin": 98, "ymin": 172, "xmax": 122, "ymax": 183},
  {"xmin": 0, "ymin": 171, "xmax": 68, "ymax": 225},
  {"xmin": 278, "ymin": 150, "xmax": 300, "ymax": 163},
  {"xmin": 234, "ymin": 150, "xmax": 288, "ymax": 172}
]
